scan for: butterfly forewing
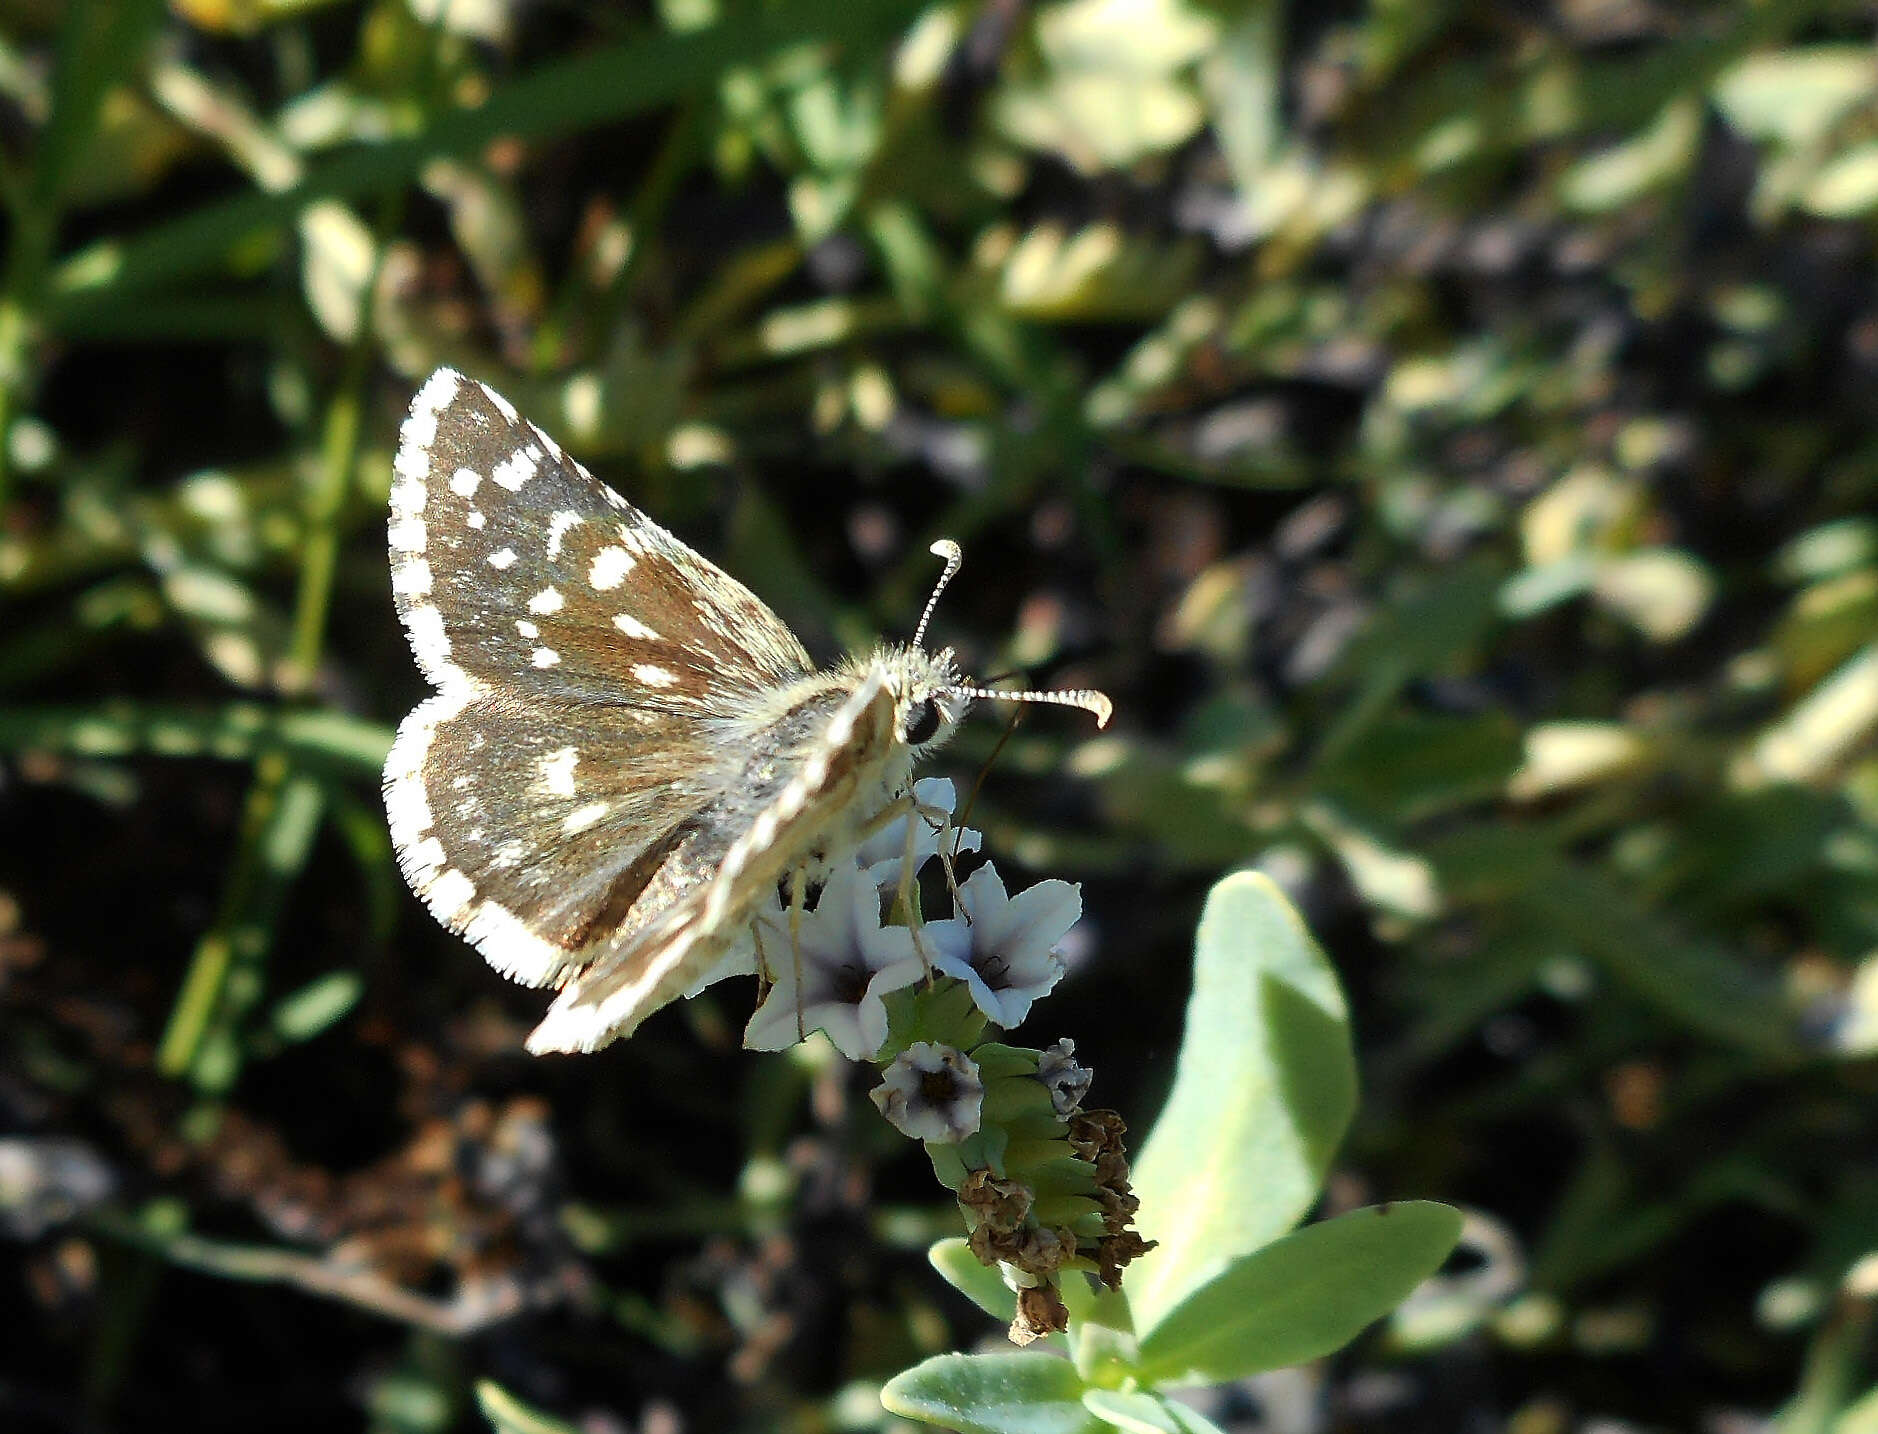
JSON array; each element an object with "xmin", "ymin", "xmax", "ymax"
[{"xmin": 388, "ymin": 368, "xmax": 811, "ymax": 704}]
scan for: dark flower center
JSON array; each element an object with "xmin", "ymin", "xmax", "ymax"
[
  {"xmin": 832, "ymin": 962, "xmax": 869, "ymax": 1004},
  {"xmin": 920, "ymin": 1069, "xmax": 959, "ymax": 1104}
]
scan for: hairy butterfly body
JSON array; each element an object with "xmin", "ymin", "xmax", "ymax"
[{"xmin": 384, "ymin": 368, "xmax": 1106, "ymax": 1054}]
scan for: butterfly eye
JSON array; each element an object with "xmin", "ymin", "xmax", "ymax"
[{"xmin": 902, "ymin": 698, "xmax": 942, "ymax": 745}]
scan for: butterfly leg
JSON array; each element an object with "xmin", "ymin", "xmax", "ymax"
[
  {"xmin": 789, "ymin": 863, "xmax": 809, "ymax": 1044},
  {"xmin": 750, "ymin": 915, "xmax": 776, "ymax": 1006},
  {"xmin": 913, "ymin": 797, "xmax": 967, "ymax": 916}
]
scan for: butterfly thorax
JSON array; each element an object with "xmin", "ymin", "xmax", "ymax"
[{"xmin": 707, "ymin": 643, "xmax": 970, "ymax": 844}]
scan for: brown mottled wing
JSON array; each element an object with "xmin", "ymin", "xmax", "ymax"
[
  {"xmin": 386, "ymin": 367, "xmax": 810, "ymax": 702},
  {"xmin": 383, "ymin": 367, "xmax": 813, "ymax": 991},
  {"xmin": 524, "ymin": 670, "xmax": 900, "ymax": 1053}
]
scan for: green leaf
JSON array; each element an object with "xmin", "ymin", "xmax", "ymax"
[
  {"xmin": 1312, "ymin": 710, "xmax": 1523, "ymax": 825},
  {"xmin": 1318, "ymin": 566, "xmax": 1504, "ymax": 762},
  {"xmin": 1134, "ymin": 1203, "xmax": 1463, "ymax": 1387},
  {"xmin": 1128, "ymin": 873, "xmax": 1356, "ymax": 1336},
  {"xmin": 475, "ymin": 1380, "xmax": 583, "ymax": 1434},
  {"xmin": 1426, "ymin": 836, "xmax": 1801, "ymax": 1059},
  {"xmin": 1713, "ymin": 47, "xmax": 1877, "ymax": 147},
  {"xmin": 930, "ymin": 1237, "xmax": 1016, "ymax": 1322},
  {"xmin": 1200, "ymin": 0, "xmax": 1283, "ymax": 202},
  {"xmin": 269, "ymin": 972, "xmax": 362, "ymax": 1044},
  {"xmin": 1062, "ymin": 1276, "xmax": 1137, "ymax": 1385},
  {"xmin": 35, "ymin": 0, "xmax": 169, "ymax": 213},
  {"xmin": 0, "ymin": 702, "xmax": 392, "ymax": 778},
  {"xmin": 1830, "ymin": 1384, "xmax": 1878, "ymax": 1434},
  {"xmin": 881, "ymin": 1352, "xmax": 1101, "ymax": 1434},
  {"xmin": 1083, "ymin": 1389, "xmax": 1227, "ymax": 1434}
]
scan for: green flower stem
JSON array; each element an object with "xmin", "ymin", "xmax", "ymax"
[
  {"xmin": 155, "ymin": 753, "xmax": 324, "ymax": 1087},
  {"xmin": 159, "ymin": 177, "xmax": 404, "ymax": 1087}
]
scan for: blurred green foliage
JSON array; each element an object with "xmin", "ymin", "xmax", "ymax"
[{"xmin": 2, "ymin": 0, "xmax": 1877, "ymax": 1430}]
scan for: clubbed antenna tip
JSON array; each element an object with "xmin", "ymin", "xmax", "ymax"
[
  {"xmin": 949, "ymin": 683, "xmax": 1113, "ymax": 730},
  {"xmin": 914, "ymin": 539, "xmax": 965, "ymax": 650}
]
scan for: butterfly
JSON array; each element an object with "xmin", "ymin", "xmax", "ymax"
[{"xmin": 382, "ymin": 368, "xmax": 1110, "ymax": 1054}]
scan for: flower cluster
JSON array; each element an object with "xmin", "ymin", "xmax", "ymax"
[{"xmin": 693, "ymin": 778, "xmax": 1151, "ymax": 1344}]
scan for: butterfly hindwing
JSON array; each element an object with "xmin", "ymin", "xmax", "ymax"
[
  {"xmin": 526, "ymin": 670, "xmax": 902, "ymax": 1052},
  {"xmin": 384, "ymin": 686, "xmax": 719, "ymax": 987}
]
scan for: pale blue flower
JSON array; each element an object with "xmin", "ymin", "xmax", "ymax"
[
  {"xmin": 743, "ymin": 863, "xmax": 924, "ymax": 1059},
  {"xmin": 871, "ymin": 1042, "xmax": 984, "ymax": 1142},
  {"xmin": 856, "ymin": 777, "xmax": 981, "ymax": 893},
  {"xmin": 926, "ymin": 864, "xmax": 1078, "ymax": 1028}
]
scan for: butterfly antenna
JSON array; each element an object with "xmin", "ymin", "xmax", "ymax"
[
  {"xmin": 913, "ymin": 539, "xmax": 963, "ymax": 650},
  {"xmin": 947, "ymin": 681, "xmax": 1113, "ymax": 729}
]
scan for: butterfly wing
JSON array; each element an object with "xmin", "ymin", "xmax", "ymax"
[
  {"xmin": 384, "ymin": 368, "xmax": 815, "ymax": 991},
  {"xmin": 525, "ymin": 668, "xmax": 902, "ymax": 1053},
  {"xmin": 388, "ymin": 367, "xmax": 811, "ymax": 701}
]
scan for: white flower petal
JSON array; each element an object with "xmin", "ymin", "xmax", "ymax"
[
  {"xmin": 934, "ymin": 865, "xmax": 1077, "ymax": 1027},
  {"xmin": 741, "ymin": 862, "xmax": 913, "ymax": 1059},
  {"xmin": 871, "ymin": 1042, "xmax": 984, "ymax": 1142},
  {"xmin": 858, "ymin": 778, "xmax": 982, "ymax": 892},
  {"xmin": 983, "ymin": 877, "xmax": 1082, "ymax": 971}
]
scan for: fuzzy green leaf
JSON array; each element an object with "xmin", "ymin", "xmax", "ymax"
[
  {"xmin": 1128, "ymin": 873, "xmax": 1357, "ymax": 1336},
  {"xmin": 881, "ymin": 1353, "xmax": 1100, "ymax": 1434},
  {"xmin": 1083, "ymin": 1389, "xmax": 1228, "ymax": 1434},
  {"xmin": 1134, "ymin": 1202, "xmax": 1463, "ymax": 1386},
  {"xmin": 929, "ymin": 1237, "xmax": 1016, "ymax": 1323}
]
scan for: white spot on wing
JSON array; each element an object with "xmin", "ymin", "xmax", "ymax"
[
  {"xmin": 516, "ymin": 619, "xmax": 539, "ymax": 638},
  {"xmin": 612, "ymin": 614, "xmax": 660, "ymax": 639},
  {"xmin": 462, "ymin": 899, "xmax": 576, "ymax": 986},
  {"xmin": 632, "ymin": 664, "xmax": 678, "ymax": 687},
  {"xmin": 479, "ymin": 382, "xmax": 519, "ymax": 423},
  {"xmin": 492, "ymin": 446, "xmax": 539, "ymax": 491},
  {"xmin": 540, "ymin": 746, "xmax": 578, "ymax": 797},
  {"xmin": 449, "ymin": 467, "xmax": 481, "ymax": 497},
  {"xmin": 547, "ymin": 510, "xmax": 582, "ymax": 558},
  {"xmin": 426, "ymin": 868, "xmax": 476, "ymax": 922},
  {"xmin": 527, "ymin": 587, "xmax": 564, "ymax": 615},
  {"xmin": 405, "ymin": 604, "xmax": 451, "ymax": 671},
  {"xmin": 532, "ymin": 646, "xmax": 561, "ymax": 668},
  {"xmin": 388, "ymin": 518, "xmax": 426, "ymax": 554},
  {"xmin": 392, "ymin": 447, "xmax": 430, "ymax": 485},
  {"xmin": 562, "ymin": 801, "xmax": 611, "ymax": 836},
  {"xmin": 400, "ymin": 368, "xmax": 460, "ymax": 456},
  {"xmin": 467, "ymin": 510, "xmax": 486, "ymax": 529},
  {"xmin": 488, "ymin": 547, "xmax": 517, "ymax": 570},
  {"xmin": 589, "ymin": 547, "xmax": 635, "ymax": 591}
]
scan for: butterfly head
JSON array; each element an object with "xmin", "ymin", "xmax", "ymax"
[
  {"xmin": 900, "ymin": 540, "xmax": 1113, "ymax": 735},
  {"xmin": 874, "ymin": 641, "xmax": 974, "ymax": 755}
]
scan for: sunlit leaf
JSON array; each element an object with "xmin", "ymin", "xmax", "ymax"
[
  {"xmin": 1130, "ymin": 873, "xmax": 1356, "ymax": 1335},
  {"xmin": 1133, "ymin": 1203, "xmax": 1464, "ymax": 1386},
  {"xmin": 882, "ymin": 1353, "xmax": 1101, "ymax": 1434}
]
